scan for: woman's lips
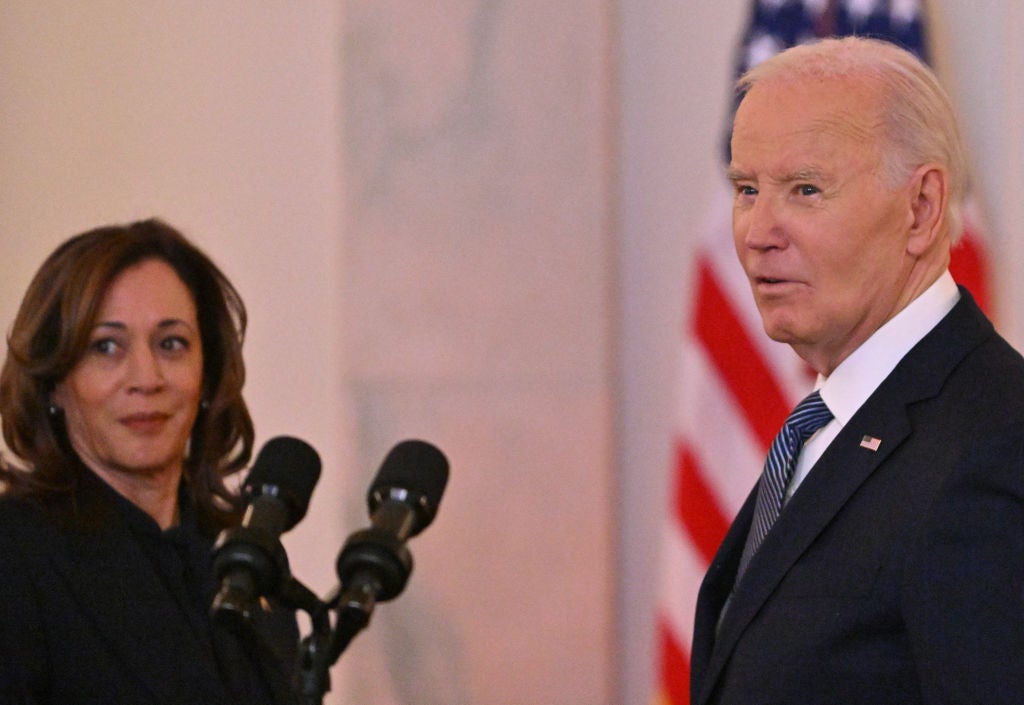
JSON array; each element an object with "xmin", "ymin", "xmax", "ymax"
[{"xmin": 119, "ymin": 412, "xmax": 170, "ymax": 433}]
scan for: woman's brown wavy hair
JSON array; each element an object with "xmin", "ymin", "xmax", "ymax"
[{"xmin": 0, "ymin": 219, "xmax": 253, "ymax": 527}]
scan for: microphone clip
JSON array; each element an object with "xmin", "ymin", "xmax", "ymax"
[
  {"xmin": 210, "ymin": 524, "xmax": 292, "ymax": 630},
  {"xmin": 335, "ymin": 522, "xmax": 414, "ymax": 603}
]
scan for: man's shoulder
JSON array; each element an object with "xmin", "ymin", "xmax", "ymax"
[
  {"xmin": 906, "ymin": 292, "xmax": 1023, "ymax": 386},
  {"xmin": 955, "ymin": 317, "xmax": 1024, "ymax": 387}
]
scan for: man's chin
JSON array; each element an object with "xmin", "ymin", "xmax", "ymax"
[{"xmin": 759, "ymin": 318, "xmax": 801, "ymax": 345}]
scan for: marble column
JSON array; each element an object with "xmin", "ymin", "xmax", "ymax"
[{"xmin": 337, "ymin": 2, "xmax": 616, "ymax": 704}]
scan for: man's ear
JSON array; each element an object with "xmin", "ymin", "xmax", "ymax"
[{"xmin": 907, "ymin": 164, "xmax": 949, "ymax": 257}]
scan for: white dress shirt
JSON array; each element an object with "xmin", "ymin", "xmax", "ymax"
[{"xmin": 785, "ymin": 271, "xmax": 961, "ymax": 501}]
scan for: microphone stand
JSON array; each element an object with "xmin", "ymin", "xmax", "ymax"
[
  {"xmin": 291, "ymin": 581, "xmax": 377, "ymax": 705},
  {"xmin": 287, "ymin": 526, "xmax": 414, "ymax": 705},
  {"xmin": 214, "ymin": 532, "xmax": 407, "ymax": 705},
  {"xmin": 211, "ymin": 537, "xmax": 340, "ymax": 705},
  {"xmin": 276, "ymin": 578, "xmax": 335, "ymax": 705},
  {"xmin": 324, "ymin": 580, "xmax": 378, "ymax": 669}
]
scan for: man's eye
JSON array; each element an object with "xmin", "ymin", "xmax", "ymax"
[
  {"xmin": 736, "ymin": 185, "xmax": 758, "ymax": 197},
  {"xmin": 798, "ymin": 184, "xmax": 819, "ymax": 196}
]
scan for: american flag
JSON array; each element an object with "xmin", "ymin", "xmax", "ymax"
[{"xmin": 651, "ymin": 2, "xmax": 992, "ymax": 704}]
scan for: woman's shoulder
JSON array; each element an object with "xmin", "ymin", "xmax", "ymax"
[
  {"xmin": 0, "ymin": 494, "xmax": 59, "ymax": 587},
  {"xmin": 0, "ymin": 489, "xmax": 47, "ymax": 521},
  {"xmin": 0, "ymin": 489, "xmax": 86, "ymax": 558},
  {"xmin": 0, "ymin": 491, "xmax": 57, "ymax": 540}
]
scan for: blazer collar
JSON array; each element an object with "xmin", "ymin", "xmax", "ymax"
[{"xmin": 42, "ymin": 471, "xmax": 227, "ymax": 705}]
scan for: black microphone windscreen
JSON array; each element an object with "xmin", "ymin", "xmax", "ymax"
[
  {"xmin": 244, "ymin": 436, "xmax": 322, "ymax": 529},
  {"xmin": 369, "ymin": 439, "xmax": 449, "ymax": 512}
]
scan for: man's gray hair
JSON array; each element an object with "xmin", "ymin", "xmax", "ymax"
[{"xmin": 737, "ymin": 36, "xmax": 968, "ymax": 241}]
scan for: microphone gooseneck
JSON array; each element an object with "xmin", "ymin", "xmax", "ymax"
[{"xmin": 210, "ymin": 436, "xmax": 322, "ymax": 631}]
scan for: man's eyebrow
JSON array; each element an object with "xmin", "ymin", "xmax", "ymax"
[
  {"xmin": 783, "ymin": 167, "xmax": 828, "ymax": 182},
  {"xmin": 726, "ymin": 167, "xmax": 751, "ymax": 182},
  {"xmin": 725, "ymin": 166, "xmax": 830, "ymax": 183}
]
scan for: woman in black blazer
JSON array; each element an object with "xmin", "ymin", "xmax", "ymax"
[{"xmin": 0, "ymin": 219, "xmax": 298, "ymax": 704}]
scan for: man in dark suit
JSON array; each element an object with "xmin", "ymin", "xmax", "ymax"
[{"xmin": 690, "ymin": 36, "xmax": 1024, "ymax": 704}]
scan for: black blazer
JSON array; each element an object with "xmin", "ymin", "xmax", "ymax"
[
  {"xmin": 691, "ymin": 290, "xmax": 1024, "ymax": 704},
  {"xmin": 0, "ymin": 472, "xmax": 298, "ymax": 705}
]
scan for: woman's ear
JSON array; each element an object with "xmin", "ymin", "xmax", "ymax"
[{"xmin": 51, "ymin": 382, "xmax": 66, "ymax": 409}]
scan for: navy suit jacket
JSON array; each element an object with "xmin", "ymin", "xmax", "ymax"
[
  {"xmin": 0, "ymin": 472, "xmax": 299, "ymax": 704},
  {"xmin": 691, "ymin": 290, "xmax": 1024, "ymax": 704}
]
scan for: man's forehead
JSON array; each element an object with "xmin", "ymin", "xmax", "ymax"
[
  {"xmin": 739, "ymin": 78, "xmax": 880, "ymax": 125},
  {"xmin": 731, "ymin": 82, "xmax": 883, "ymax": 167}
]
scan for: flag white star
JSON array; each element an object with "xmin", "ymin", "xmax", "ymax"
[
  {"xmin": 847, "ymin": 0, "xmax": 883, "ymax": 22},
  {"xmin": 892, "ymin": 0, "xmax": 921, "ymax": 24},
  {"xmin": 747, "ymin": 32, "xmax": 784, "ymax": 70},
  {"xmin": 803, "ymin": 0, "xmax": 829, "ymax": 16}
]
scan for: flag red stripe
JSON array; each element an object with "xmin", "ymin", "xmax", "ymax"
[
  {"xmin": 950, "ymin": 233, "xmax": 991, "ymax": 316},
  {"xmin": 658, "ymin": 617, "xmax": 691, "ymax": 705},
  {"xmin": 693, "ymin": 257, "xmax": 790, "ymax": 448},
  {"xmin": 675, "ymin": 441, "xmax": 730, "ymax": 564}
]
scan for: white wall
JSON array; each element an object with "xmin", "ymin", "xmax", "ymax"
[
  {"xmin": 0, "ymin": 0, "xmax": 350, "ymax": 697},
  {"xmin": 0, "ymin": 2, "xmax": 617, "ymax": 704},
  {"xmin": 618, "ymin": 2, "xmax": 747, "ymax": 702},
  {"xmin": 335, "ymin": 3, "xmax": 616, "ymax": 703},
  {"xmin": 935, "ymin": 1, "xmax": 1024, "ymax": 341}
]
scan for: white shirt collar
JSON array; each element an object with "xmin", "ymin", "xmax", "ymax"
[{"xmin": 817, "ymin": 271, "xmax": 960, "ymax": 427}]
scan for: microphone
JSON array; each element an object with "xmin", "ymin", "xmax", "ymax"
[
  {"xmin": 211, "ymin": 436, "xmax": 322, "ymax": 629},
  {"xmin": 292, "ymin": 440, "xmax": 448, "ymax": 692},
  {"xmin": 335, "ymin": 439, "xmax": 449, "ymax": 602}
]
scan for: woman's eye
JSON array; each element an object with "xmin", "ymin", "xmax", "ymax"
[
  {"xmin": 160, "ymin": 336, "xmax": 190, "ymax": 352},
  {"xmin": 90, "ymin": 338, "xmax": 119, "ymax": 355}
]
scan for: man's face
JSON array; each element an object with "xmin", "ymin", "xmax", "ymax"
[{"xmin": 729, "ymin": 77, "xmax": 915, "ymax": 375}]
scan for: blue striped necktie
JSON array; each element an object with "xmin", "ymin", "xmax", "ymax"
[{"xmin": 736, "ymin": 390, "xmax": 833, "ymax": 582}]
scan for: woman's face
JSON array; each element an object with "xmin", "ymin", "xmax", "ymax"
[{"xmin": 54, "ymin": 258, "xmax": 204, "ymax": 493}]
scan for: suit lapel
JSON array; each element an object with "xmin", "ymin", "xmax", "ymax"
[
  {"xmin": 706, "ymin": 399, "xmax": 911, "ymax": 681},
  {"xmin": 694, "ymin": 290, "xmax": 994, "ymax": 705}
]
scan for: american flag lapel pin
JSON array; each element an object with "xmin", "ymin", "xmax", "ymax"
[{"xmin": 860, "ymin": 435, "xmax": 882, "ymax": 451}]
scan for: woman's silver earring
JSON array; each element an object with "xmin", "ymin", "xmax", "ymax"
[
  {"xmin": 47, "ymin": 404, "xmax": 61, "ymax": 417},
  {"xmin": 200, "ymin": 399, "xmax": 210, "ymax": 411}
]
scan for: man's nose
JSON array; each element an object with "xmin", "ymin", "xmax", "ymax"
[{"xmin": 739, "ymin": 194, "xmax": 786, "ymax": 250}]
